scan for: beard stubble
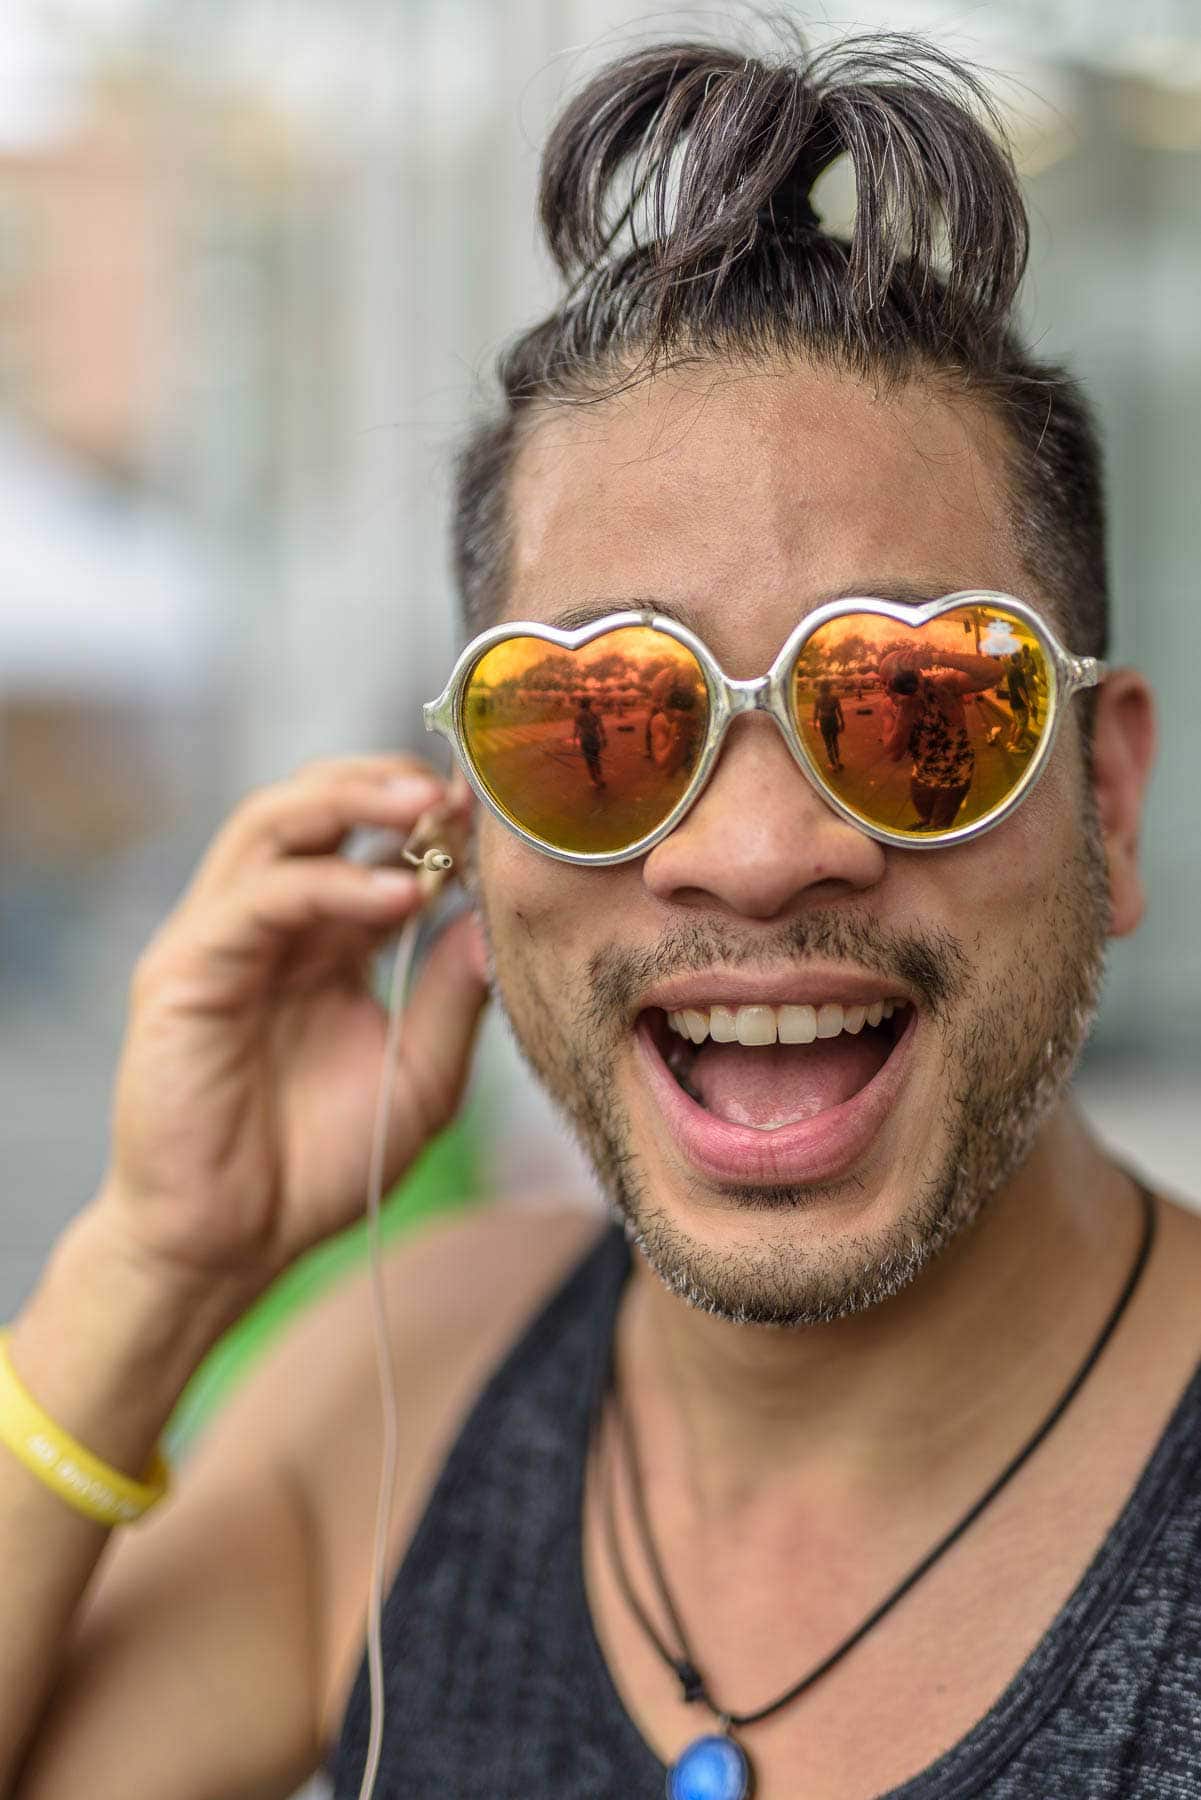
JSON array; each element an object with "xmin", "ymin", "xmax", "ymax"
[{"xmin": 480, "ymin": 816, "xmax": 1112, "ymax": 1329}]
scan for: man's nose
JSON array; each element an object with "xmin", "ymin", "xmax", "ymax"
[{"xmin": 641, "ymin": 717, "xmax": 886, "ymax": 920}]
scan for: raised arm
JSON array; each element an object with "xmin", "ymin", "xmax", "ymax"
[
  {"xmin": 2, "ymin": 757, "xmax": 487, "ymax": 1800},
  {"xmin": 928, "ymin": 651, "xmax": 1007, "ymax": 695},
  {"xmin": 883, "ymin": 696, "xmax": 918, "ymax": 760}
]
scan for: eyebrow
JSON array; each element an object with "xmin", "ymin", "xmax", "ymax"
[{"xmin": 545, "ymin": 580, "xmax": 977, "ymax": 635}]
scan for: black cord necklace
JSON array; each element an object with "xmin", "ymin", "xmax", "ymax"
[{"xmin": 601, "ymin": 1183, "xmax": 1156, "ymax": 1800}]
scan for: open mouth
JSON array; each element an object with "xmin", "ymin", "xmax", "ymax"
[{"xmin": 645, "ymin": 998, "xmax": 912, "ymax": 1131}]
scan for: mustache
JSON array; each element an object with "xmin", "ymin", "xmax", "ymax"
[{"xmin": 585, "ymin": 910, "xmax": 971, "ymax": 1038}]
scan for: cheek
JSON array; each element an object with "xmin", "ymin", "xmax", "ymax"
[
  {"xmin": 934, "ymin": 755, "xmax": 1087, "ymax": 962},
  {"xmin": 476, "ymin": 816, "xmax": 601, "ymax": 976},
  {"xmin": 1009, "ymin": 739, "xmax": 1088, "ymax": 879}
]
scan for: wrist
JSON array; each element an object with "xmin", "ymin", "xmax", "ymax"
[
  {"xmin": 6, "ymin": 1201, "xmax": 259, "ymax": 1478},
  {"xmin": 83, "ymin": 1182, "xmax": 273, "ymax": 1328}
]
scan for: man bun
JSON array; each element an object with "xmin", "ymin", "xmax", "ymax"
[{"xmin": 538, "ymin": 33, "xmax": 1028, "ymax": 350}]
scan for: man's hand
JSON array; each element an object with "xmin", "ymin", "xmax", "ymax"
[{"xmin": 93, "ymin": 756, "xmax": 488, "ymax": 1302}]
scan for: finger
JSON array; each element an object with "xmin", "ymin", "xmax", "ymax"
[
  {"xmin": 388, "ymin": 910, "xmax": 490, "ymax": 1149},
  {"xmin": 151, "ymin": 859, "xmax": 428, "ymax": 997},
  {"xmin": 191, "ymin": 772, "xmax": 446, "ymax": 895},
  {"xmin": 292, "ymin": 753, "xmax": 445, "ymax": 790}
]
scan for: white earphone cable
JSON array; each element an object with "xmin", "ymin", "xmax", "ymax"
[{"xmin": 355, "ymin": 899, "xmax": 427, "ymax": 1800}]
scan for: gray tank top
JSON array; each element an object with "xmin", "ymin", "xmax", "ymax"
[{"xmin": 327, "ymin": 1224, "xmax": 1201, "ymax": 1797}]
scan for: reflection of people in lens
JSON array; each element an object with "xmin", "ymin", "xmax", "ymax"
[
  {"xmin": 647, "ymin": 670, "xmax": 701, "ymax": 776},
  {"xmin": 881, "ymin": 649, "xmax": 1007, "ymax": 831},
  {"xmin": 812, "ymin": 679, "xmax": 846, "ymax": 772},
  {"xmin": 1004, "ymin": 652, "xmax": 1035, "ymax": 749},
  {"xmin": 571, "ymin": 695, "xmax": 607, "ymax": 789},
  {"xmin": 1020, "ymin": 642, "xmax": 1042, "ymax": 727}
]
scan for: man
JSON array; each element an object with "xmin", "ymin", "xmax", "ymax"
[
  {"xmin": 1020, "ymin": 640, "xmax": 1044, "ymax": 727},
  {"xmin": 812, "ymin": 678, "xmax": 846, "ymax": 772},
  {"xmin": 1, "ymin": 31, "xmax": 1194, "ymax": 1800},
  {"xmin": 1002, "ymin": 650, "xmax": 1035, "ymax": 748},
  {"xmin": 572, "ymin": 692, "xmax": 608, "ymax": 788}
]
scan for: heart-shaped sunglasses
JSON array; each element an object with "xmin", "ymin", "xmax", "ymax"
[{"xmin": 423, "ymin": 591, "xmax": 1105, "ymax": 862}]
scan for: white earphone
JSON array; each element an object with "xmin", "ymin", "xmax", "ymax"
[
  {"xmin": 357, "ymin": 820, "xmax": 455, "ymax": 1800},
  {"xmin": 403, "ymin": 845, "xmax": 454, "ymax": 873}
]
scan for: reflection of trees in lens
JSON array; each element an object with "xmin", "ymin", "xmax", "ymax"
[
  {"xmin": 516, "ymin": 651, "xmax": 574, "ymax": 690},
  {"xmin": 580, "ymin": 649, "xmax": 633, "ymax": 684},
  {"xmin": 466, "ymin": 643, "xmax": 580, "ymax": 725},
  {"xmin": 829, "ymin": 631, "xmax": 869, "ymax": 672}
]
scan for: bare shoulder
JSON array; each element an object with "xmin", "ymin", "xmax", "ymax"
[
  {"xmin": 1153, "ymin": 1190, "xmax": 1201, "ymax": 1281},
  {"xmin": 201, "ymin": 1200, "xmax": 605, "ymax": 1462},
  {"xmin": 285, "ymin": 1197, "xmax": 607, "ymax": 1433},
  {"xmin": 247, "ymin": 1199, "xmax": 606, "ymax": 1744}
]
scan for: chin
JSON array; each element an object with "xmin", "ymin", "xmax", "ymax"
[
  {"xmin": 610, "ymin": 1017, "xmax": 976, "ymax": 1328},
  {"xmin": 616, "ymin": 1180, "xmax": 967, "ymax": 1328}
]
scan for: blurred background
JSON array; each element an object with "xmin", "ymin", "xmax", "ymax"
[{"xmin": 0, "ymin": 0, "xmax": 1197, "ymax": 1785}]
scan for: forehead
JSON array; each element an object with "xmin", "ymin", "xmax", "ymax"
[{"xmin": 505, "ymin": 361, "xmax": 1031, "ymax": 662}]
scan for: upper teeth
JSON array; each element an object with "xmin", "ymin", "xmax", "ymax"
[{"xmin": 665, "ymin": 1000, "xmax": 903, "ymax": 1047}]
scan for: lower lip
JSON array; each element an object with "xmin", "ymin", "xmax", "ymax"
[{"xmin": 634, "ymin": 1010, "xmax": 919, "ymax": 1186}]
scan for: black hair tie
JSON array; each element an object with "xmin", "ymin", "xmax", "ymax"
[{"xmin": 756, "ymin": 193, "xmax": 824, "ymax": 238}]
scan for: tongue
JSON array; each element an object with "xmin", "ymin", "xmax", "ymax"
[{"xmin": 692, "ymin": 1035, "xmax": 891, "ymax": 1129}]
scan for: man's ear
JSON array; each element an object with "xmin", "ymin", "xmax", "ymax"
[{"xmin": 1088, "ymin": 669, "xmax": 1157, "ymax": 939}]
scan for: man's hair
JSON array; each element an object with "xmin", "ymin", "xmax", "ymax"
[{"xmin": 451, "ymin": 30, "xmax": 1108, "ymax": 667}]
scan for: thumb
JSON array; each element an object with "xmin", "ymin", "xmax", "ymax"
[{"xmin": 391, "ymin": 907, "xmax": 490, "ymax": 1146}]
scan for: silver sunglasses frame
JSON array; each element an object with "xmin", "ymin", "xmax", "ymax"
[{"xmin": 423, "ymin": 590, "xmax": 1106, "ymax": 865}]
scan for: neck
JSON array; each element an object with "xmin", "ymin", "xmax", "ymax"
[{"xmin": 615, "ymin": 1105, "xmax": 1144, "ymax": 1520}]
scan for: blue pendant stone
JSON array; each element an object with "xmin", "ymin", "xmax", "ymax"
[{"xmin": 667, "ymin": 1733, "xmax": 751, "ymax": 1800}]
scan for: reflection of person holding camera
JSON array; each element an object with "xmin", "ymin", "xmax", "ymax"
[{"xmin": 880, "ymin": 647, "xmax": 1006, "ymax": 830}]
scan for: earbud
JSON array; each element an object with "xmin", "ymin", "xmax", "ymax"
[{"xmin": 402, "ymin": 845, "xmax": 454, "ymax": 874}]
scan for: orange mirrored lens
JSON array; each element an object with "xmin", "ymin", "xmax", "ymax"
[
  {"xmin": 791, "ymin": 606, "xmax": 1052, "ymax": 837},
  {"xmin": 461, "ymin": 626, "xmax": 709, "ymax": 855}
]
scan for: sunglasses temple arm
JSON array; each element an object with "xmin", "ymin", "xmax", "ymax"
[{"xmin": 1064, "ymin": 654, "xmax": 1107, "ymax": 696}]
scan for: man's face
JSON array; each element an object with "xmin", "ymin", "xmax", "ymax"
[{"xmin": 474, "ymin": 362, "xmax": 1112, "ymax": 1325}]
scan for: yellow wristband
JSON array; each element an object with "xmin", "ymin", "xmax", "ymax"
[{"xmin": 0, "ymin": 1329, "xmax": 170, "ymax": 1527}]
